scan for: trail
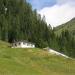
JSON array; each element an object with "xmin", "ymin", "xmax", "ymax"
[{"xmin": 44, "ymin": 48, "xmax": 69, "ymax": 58}]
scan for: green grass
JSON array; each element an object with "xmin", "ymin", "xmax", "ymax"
[{"xmin": 0, "ymin": 41, "xmax": 75, "ymax": 75}]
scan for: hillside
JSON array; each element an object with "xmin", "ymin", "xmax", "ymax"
[
  {"xmin": 54, "ymin": 18, "xmax": 75, "ymax": 36},
  {"xmin": 0, "ymin": 41, "xmax": 75, "ymax": 75},
  {"xmin": 0, "ymin": 0, "xmax": 52, "ymax": 48},
  {"xmin": 52, "ymin": 18, "xmax": 75, "ymax": 58}
]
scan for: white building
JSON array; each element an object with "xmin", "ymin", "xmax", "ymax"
[{"xmin": 12, "ymin": 40, "xmax": 35, "ymax": 48}]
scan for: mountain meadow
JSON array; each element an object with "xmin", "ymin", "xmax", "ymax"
[
  {"xmin": 0, "ymin": 0, "xmax": 75, "ymax": 75},
  {"xmin": 0, "ymin": 41, "xmax": 75, "ymax": 75}
]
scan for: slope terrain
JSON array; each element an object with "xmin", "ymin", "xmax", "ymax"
[
  {"xmin": 0, "ymin": 41, "xmax": 75, "ymax": 75},
  {"xmin": 55, "ymin": 18, "xmax": 75, "ymax": 36}
]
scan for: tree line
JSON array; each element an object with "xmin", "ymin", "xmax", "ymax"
[
  {"xmin": 0, "ymin": 0, "xmax": 52, "ymax": 47},
  {"xmin": 51, "ymin": 30, "xmax": 75, "ymax": 58}
]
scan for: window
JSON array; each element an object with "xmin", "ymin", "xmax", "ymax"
[
  {"xmin": 23, "ymin": 42, "xmax": 26, "ymax": 45},
  {"xmin": 15, "ymin": 44, "xmax": 17, "ymax": 46},
  {"xmin": 19, "ymin": 43, "xmax": 21, "ymax": 45}
]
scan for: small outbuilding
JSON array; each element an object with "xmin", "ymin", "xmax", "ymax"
[{"xmin": 12, "ymin": 40, "xmax": 35, "ymax": 48}]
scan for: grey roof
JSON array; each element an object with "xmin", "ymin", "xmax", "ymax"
[{"xmin": 13, "ymin": 40, "xmax": 35, "ymax": 45}]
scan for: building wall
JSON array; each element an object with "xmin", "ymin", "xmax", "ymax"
[{"xmin": 12, "ymin": 42, "xmax": 35, "ymax": 48}]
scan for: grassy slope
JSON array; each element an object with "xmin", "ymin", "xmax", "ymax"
[
  {"xmin": 54, "ymin": 18, "xmax": 75, "ymax": 36},
  {"xmin": 0, "ymin": 41, "xmax": 75, "ymax": 75}
]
